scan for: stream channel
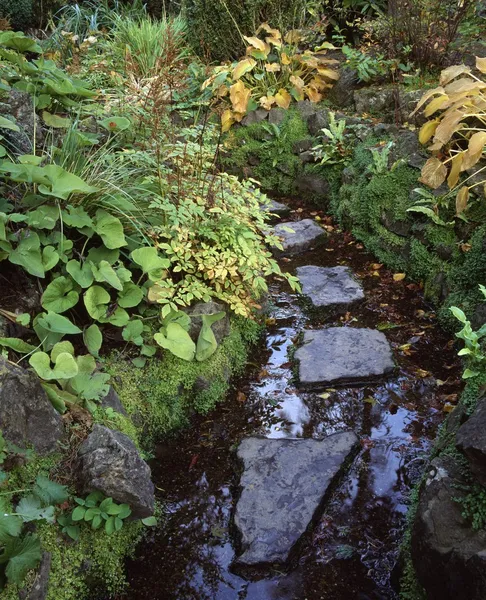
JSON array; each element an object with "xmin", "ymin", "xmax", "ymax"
[{"xmin": 114, "ymin": 204, "xmax": 462, "ymax": 600}]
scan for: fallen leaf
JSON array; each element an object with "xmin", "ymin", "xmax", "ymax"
[
  {"xmin": 415, "ymin": 368, "xmax": 430, "ymax": 378},
  {"xmin": 372, "ymin": 263, "xmax": 383, "ymax": 270},
  {"xmin": 318, "ymin": 392, "xmax": 331, "ymax": 399},
  {"xmin": 237, "ymin": 391, "xmax": 247, "ymax": 403},
  {"xmin": 393, "ymin": 273, "xmax": 406, "ymax": 281}
]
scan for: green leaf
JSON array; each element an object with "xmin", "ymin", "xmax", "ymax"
[
  {"xmin": 99, "ymin": 498, "xmax": 113, "ymax": 512},
  {"xmin": 16, "ymin": 313, "xmax": 30, "ymax": 327},
  {"xmin": 94, "ymin": 210, "xmax": 126, "ymax": 249},
  {"xmin": 141, "ymin": 344, "xmax": 156, "ymax": 357},
  {"xmin": 99, "ymin": 116, "xmax": 131, "ymax": 132},
  {"xmin": 37, "ymin": 312, "xmax": 82, "ymax": 335},
  {"xmin": 0, "ymin": 338, "xmax": 36, "ymax": 354},
  {"xmin": 68, "ymin": 369, "xmax": 110, "ymax": 402},
  {"xmin": 41, "ymin": 383, "xmax": 71, "ymax": 413},
  {"xmin": 51, "ymin": 341, "xmax": 75, "ymax": 362},
  {"xmin": 41, "ymin": 276, "xmax": 79, "ymax": 314},
  {"xmin": 25, "ymin": 205, "xmax": 59, "ymax": 230},
  {"xmin": 122, "ymin": 320, "xmax": 143, "ymax": 345},
  {"xmin": 38, "ymin": 165, "xmax": 98, "ymax": 201},
  {"xmin": 131, "ymin": 357, "xmax": 146, "ymax": 368},
  {"xmin": 99, "ymin": 307, "xmax": 129, "ymax": 327},
  {"xmin": 0, "ymin": 513, "xmax": 22, "ymax": 544},
  {"xmin": 65, "ymin": 525, "xmax": 80, "ymax": 540},
  {"xmin": 130, "ymin": 247, "xmax": 170, "ymax": 281},
  {"xmin": 0, "ymin": 116, "xmax": 19, "ymax": 132},
  {"xmin": 117, "ymin": 504, "xmax": 131, "ymax": 519},
  {"xmin": 86, "ymin": 246, "xmax": 119, "ymax": 265},
  {"xmin": 63, "ymin": 206, "xmax": 93, "ymax": 229},
  {"xmin": 29, "ymin": 351, "xmax": 79, "ymax": 381},
  {"xmin": 72, "ymin": 506, "xmax": 86, "ymax": 522},
  {"xmin": 91, "ymin": 514, "xmax": 102, "ymax": 530},
  {"xmin": 84, "ymin": 324, "xmax": 102, "ymax": 357},
  {"xmin": 42, "ymin": 111, "xmax": 71, "ymax": 128},
  {"xmin": 114, "ymin": 516, "xmax": 123, "ymax": 531},
  {"xmin": 105, "ymin": 515, "xmax": 116, "ymax": 535},
  {"xmin": 66, "ymin": 260, "xmax": 94, "ymax": 288},
  {"xmin": 154, "ymin": 322, "xmax": 196, "ymax": 361},
  {"xmin": 450, "ymin": 306, "xmax": 467, "ymax": 324},
  {"xmin": 92, "ymin": 260, "xmax": 123, "ymax": 291},
  {"xmin": 4, "ymin": 533, "xmax": 42, "ymax": 586},
  {"xmin": 42, "ymin": 246, "xmax": 59, "ymax": 272},
  {"xmin": 9, "ymin": 232, "xmax": 44, "ymax": 278},
  {"xmin": 15, "ymin": 495, "xmax": 55, "ymax": 523},
  {"xmin": 84, "ymin": 286, "xmax": 110, "ymax": 321},
  {"xmin": 195, "ymin": 312, "xmax": 225, "ymax": 362},
  {"xmin": 117, "ymin": 282, "xmax": 144, "ymax": 308},
  {"xmin": 0, "ymin": 31, "xmax": 42, "ymax": 53},
  {"xmin": 141, "ymin": 516, "xmax": 157, "ymax": 527}
]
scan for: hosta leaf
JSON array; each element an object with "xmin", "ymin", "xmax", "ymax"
[
  {"xmin": 439, "ymin": 64, "xmax": 471, "ymax": 86},
  {"xmin": 447, "ymin": 152, "xmax": 464, "ymax": 188},
  {"xmin": 29, "ymin": 351, "xmax": 79, "ymax": 381},
  {"xmin": 4, "ymin": 533, "xmax": 42, "ymax": 585},
  {"xmin": 154, "ymin": 322, "xmax": 196, "ymax": 361},
  {"xmin": 477, "ymin": 56, "xmax": 486, "ymax": 74},
  {"xmin": 0, "ymin": 338, "xmax": 36, "ymax": 354},
  {"xmin": 84, "ymin": 286, "xmax": 110, "ymax": 321},
  {"xmin": 9, "ymin": 232, "xmax": 44, "ymax": 278},
  {"xmin": 275, "ymin": 88, "xmax": 291, "ymax": 109},
  {"xmin": 94, "ymin": 210, "xmax": 126, "ymax": 249},
  {"xmin": 229, "ymin": 80, "xmax": 251, "ymax": 115},
  {"xmin": 118, "ymin": 282, "xmax": 144, "ymax": 308},
  {"xmin": 221, "ymin": 109, "xmax": 235, "ymax": 132},
  {"xmin": 232, "ymin": 57, "xmax": 257, "ymax": 80},
  {"xmin": 66, "ymin": 260, "xmax": 94, "ymax": 288},
  {"xmin": 38, "ymin": 165, "xmax": 98, "ymax": 201},
  {"xmin": 432, "ymin": 109, "xmax": 464, "ymax": 146},
  {"xmin": 456, "ymin": 186, "xmax": 469, "ymax": 215},
  {"xmin": 420, "ymin": 157, "xmax": 447, "ymax": 189},
  {"xmin": 130, "ymin": 247, "xmax": 169, "ymax": 281},
  {"xmin": 462, "ymin": 131, "xmax": 486, "ymax": 170},
  {"xmin": 84, "ymin": 324, "xmax": 102, "ymax": 357},
  {"xmin": 41, "ymin": 276, "xmax": 79, "ymax": 313},
  {"xmin": 419, "ymin": 119, "xmax": 440, "ymax": 145}
]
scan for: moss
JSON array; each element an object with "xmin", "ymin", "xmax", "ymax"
[{"xmin": 398, "ymin": 487, "xmax": 427, "ymax": 600}]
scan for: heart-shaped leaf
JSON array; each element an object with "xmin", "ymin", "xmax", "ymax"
[
  {"xmin": 29, "ymin": 351, "xmax": 79, "ymax": 381},
  {"xmin": 130, "ymin": 247, "xmax": 170, "ymax": 281},
  {"xmin": 41, "ymin": 276, "xmax": 79, "ymax": 313},
  {"xmin": 118, "ymin": 281, "xmax": 144, "ymax": 308},
  {"xmin": 66, "ymin": 260, "xmax": 94, "ymax": 288},
  {"xmin": 84, "ymin": 286, "xmax": 110, "ymax": 321},
  {"xmin": 9, "ymin": 232, "xmax": 44, "ymax": 278},
  {"xmin": 38, "ymin": 165, "xmax": 98, "ymax": 200},
  {"xmin": 94, "ymin": 210, "xmax": 126, "ymax": 249},
  {"xmin": 92, "ymin": 260, "xmax": 123, "ymax": 291},
  {"xmin": 154, "ymin": 322, "xmax": 195, "ymax": 361}
]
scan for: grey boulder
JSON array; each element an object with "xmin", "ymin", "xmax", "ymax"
[
  {"xmin": 411, "ymin": 456, "xmax": 486, "ymax": 600},
  {"xmin": 0, "ymin": 357, "xmax": 63, "ymax": 454},
  {"xmin": 78, "ymin": 425, "xmax": 155, "ymax": 518},
  {"xmin": 272, "ymin": 219, "xmax": 327, "ymax": 257},
  {"xmin": 296, "ymin": 265, "xmax": 364, "ymax": 313},
  {"xmin": 456, "ymin": 398, "xmax": 486, "ymax": 486},
  {"xmin": 234, "ymin": 432, "xmax": 358, "ymax": 567},
  {"xmin": 295, "ymin": 327, "xmax": 394, "ymax": 389},
  {"xmin": 261, "ymin": 199, "xmax": 291, "ymax": 218}
]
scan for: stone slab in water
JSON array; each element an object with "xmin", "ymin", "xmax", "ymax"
[
  {"xmin": 234, "ymin": 432, "xmax": 358, "ymax": 567},
  {"xmin": 295, "ymin": 327, "xmax": 394, "ymax": 389},
  {"xmin": 272, "ymin": 219, "xmax": 326, "ymax": 257},
  {"xmin": 261, "ymin": 199, "xmax": 291, "ymax": 218},
  {"xmin": 296, "ymin": 265, "xmax": 364, "ymax": 312}
]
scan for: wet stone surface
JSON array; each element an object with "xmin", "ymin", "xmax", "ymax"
[
  {"xmin": 261, "ymin": 199, "xmax": 291, "ymax": 218},
  {"xmin": 234, "ymin": 433, "xmax": 358, "ymax": 568},
  {"xmin": 296, "ymin": 265, "xmax": 364, "ymax": 312},
  {"xmin": 272, "ymin": 219, "xmax": 327, "ymax": 257},
  {"xmin": 296, "ymin": 327, "xmax": 395, "ymax": 389}
]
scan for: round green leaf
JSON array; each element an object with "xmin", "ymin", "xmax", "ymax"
[
  {"xmin": 71, "ymin": 506, "xmax": 86, "ymax": 522},
  {"xmin": 94, "ymin": 210, "xmax": 126, "ymax": 249},
  {"xmin": 84, "ymin": 286, "xmax": 110, "ymax": 321},
  {"xmin": 41, "ymin": 276, "xmax": 79, "ymax": 314},
  {"xmin": 83, "ymin": 324, "xmax": 102, "ymax": 357}
]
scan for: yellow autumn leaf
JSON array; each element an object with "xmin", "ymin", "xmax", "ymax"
[
  {"xmin": 447, "ymin": 152, "xmax": 464, "ymax": 188},
  {"xmin": 257, "ymin": 23, "xmax": 281, "ymax": 38},
  {"xmin": 476, "ymin": 56, "xmax": 486, "ymax": 74},
  {"xmin": 232, "ymin": 57, "xmax": 257, "ymax": 80},
  {"xmin": 434, "ymin": 109, "xmax": 465, "ymax": 145},
  {"xmin": 317, "ymin": 67, "xmax": 340, "ymax": 81},
  {"xmin": 456, "ymin": 186, "xmax": 469, "ymax": 215},
  {"xmin": 445, "ymin": 78, "xmax": 486, "ymax": 95},
  {"xmin": 243, "ymin": 36, "xmax": 267, "ymax": 51},
  {"xmin": 229, "ymin": 80, "xmax": 251, "ymax": 114},
  {"xmin": 424, "ymin": 95, "xmax": 449, "ymax": 117},
  {"xmin": 266, "ymin": 36, "xmax": 282, "ymax": 48},
  {"xmin": 439, "ymin": 64, "xmax": 472, "ymax": 86},
  {"xmin": 275, "ymin": 88, "xmax": 291, "ymax": 109},
  {"xmin": 411, "ymin": 86, "xmax": 445, "ymax": 117},
  {"xmin": 290, "ymin": 74, "xmax": 305, "ymax": 90},
  {"xmin": 265, "ymin": 62, "xmax": 281, "ymax": 73},
  {"xmin": 462, "ymin": 131, "xmax": 486, "ymax": 170},
  {"xmin": 259, "ymin": 95, "xmax": 276, "ymax": 110},
  {"xmin": 221, "ymin": 109, "xmax": 235, "ymax": 132},
  {"xmin": 306, "ymin": 86, "xmax": 322, "ymax": 103},
  {"xmin": 393, "ymin": 273, "xmax": 406, "ymax": 281},
  {"xmin": 216, "ymin": 84, "xmax": 228, "ymax": 97},
  {"xmin": 285, "ymin": 30, "xmax": 301, "ymax": 44},
  {"xmin": 281, "ymin": 52, "xmax": 291, "ymax": 65},
  {"xmin": 420, "ymin": 157, "xmax": 448, "ymax": 189},
  {"xmin": 418, "ymin": 119, "xmax": 440, "ymax": 144}
]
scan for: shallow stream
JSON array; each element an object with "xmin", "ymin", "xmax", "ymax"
[{"xmin": 114, "ymin": 208, "xmax": 462, "ymax": 600}]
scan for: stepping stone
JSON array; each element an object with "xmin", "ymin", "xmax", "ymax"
[
  {"xmin": 272, "ymin": 219, "xmax": 327, "ymax": 257},
  {"xmin": 234, "ymin": 432, "xmax": 358, "ymax": 567},
  {"xmin": 296, "ymin": 265, "xmax": 364, "ymax": 313},
  {"xmin": 295, "ymin": 327, "xmax": 394, "ymax": 389},
  {"xmin": 261, "ymin": 199, "xmax": 291, "ymax": 218}
]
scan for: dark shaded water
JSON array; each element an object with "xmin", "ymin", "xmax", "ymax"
[{"xmin": 115, "ymin": 211, "xmax": 462, "ymax": 600}]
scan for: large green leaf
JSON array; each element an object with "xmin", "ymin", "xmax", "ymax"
[
  {"xmin": 130, "ymin": 247, "xmax": 170, "ymax": 281},
  {"xmin": 84, "ymin": 286, "xmax": 110, "ymax": 321},
  {"xmin": 42, "ymin": 246, "xmax": 59, "ymax": 272},
  {"xmin": 36, "ymin": 312, "xmax": 81, "ymax": 335},
  {"xmin": 41, "ymin": 277, "xmax": 79, "ymax": 313},
  {"xmin": 92, "ymin": 260, "xmax": 123, "ymax": 291},
  {"xmin": 99, "ymin": 117, "xmax": 131, "ymax": 132},
  {"xmin": 38, "ymin": 165, "xmax": 98, "ymax": 201},
  {"xmin": 86, "ymin": 246, "xmax": 119, "ymax": 265},
  {"xmin": 25, "ymin": 205, "xmax": 59, "ymax": 230},
  {"xmin": 99, "ymin": 307, "xmax": 129, "ymax": 327},
  {"xmin": 0, "ymin": 116, "xmax": 19, "ymax": 132},
  {"xmin": 195, "ymin": 312, "xmax": 225, "ymax": 362},
  {"xmin": 42, "ymin": 111, "xmax": 71, "ymax": 129},
  {"xmin": 15, "ymin": 495, "xmax": 55, "ymax": 523},
  {"xmin": 3, "ymin": 534, "xmax": 42, "ymax": 586},
  {"xmin": 122, "ymin": 320, "xmax": 143, "ymax": 345},
  {"xmin": 51, "ymin": 341, "xmax": 75, "ymax": 362},
  {"xmin": 154, "ymin": 322, "xmax": 195, "ymax": 361},
  {"xmin": 29, "ymin": 351, "xmax": 79, "ymax": 381},
  {"xmin": 117, "ymin": 282, "xmax": 144, "ymax": 308},
  {"xmin": 66, "ymin": 260, "xmax": 94, "ymax": 288},
  {"xmin": 9, "ymin": 232, "xmax": 44, "ymax": 278},
  {"xmin": 0, "ymin": 338, "xmax": 37, "ymax": 354},
  {"xmin": 0, "ymin": 31, "xmax": 42, "ymax": 53},
  {"xmin": 94, "ymin": 210, "xmax": 126, "ymax": 249},
  {"xmin": 0, "ymin": 513, "xmax": 22, "ymax": 544},
  {"xmin": 63, "ymin": 205, "xmax": 93, "ymax": 229},
  {"xmin": 84, "ymin": 324, "xmax": 102, "ymax": 357}
]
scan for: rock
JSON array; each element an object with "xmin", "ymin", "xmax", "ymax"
[
  {"xmin": 292, "ymin": 139, "xmax": 313, "ymax": 154},
  {"xmin": 77, "ymin": 425, "xmax": 155, "ymax": 518},
  {"xmin": 272, "ymin": 219, "xmax": 327, "ymax": 257},
  {"xmin": 307, "ymin": 110, "xmax": 329, "ymax": 137},
  {"xmin": 296, "ymin": 266, "xmax": 364, "ymax": 313},
  {"xmin": 380, "ymin": 210, "xmax": 411, "ymax": 237},
  {"xmin": 342, "ymin": 166, "xmax": 356, "ymax": 186},
  {"xmin": 234, "ymin": 432, "xmax": 358, "ymax": 567},
  {"xmin": 372, "ymin": 123, "xmax": 400, "ymax": 138},
  {"xmin": 184, "ymin": 301, "xmax": 230, "ymax": 345},
  {"xmin": 0, "ymin": 90, "xmax": 40, "ymax": 155},
  {"xmin": 456, "ymin": 399, "xmax": 486, "ymax": 486},
  {"xmin": 295, "ymin": 327, "xmax": 395, "ymax": 389},
  {"xmin": 328, "ymin": 68, "xmax": 360, "ymax": 108},
  {"xmin": 0, "ymin": 357, "xmax": 63, "ymax": 454},
  {"xmin": 241, "ymin": 109, "xmax": 268, "ymax": 126},
  {"xmin": 26, "ymin": 552, "xmax": 51, "ymax": 600},
  {"xmin": 354, "ymin": 88, "xmax": 393, "ymax": 118},
  {"xmin": 261, "ymin": 199, "xmax": 291, "ymax": 218},
  {"xmin": 408, "ymin": 153, "xmax": 426, "ymax": 170},
  {"xmin": 268, "ymin": 107, "xmax": 286, "ymax": 126},
  {"xmin": 411, "ymin": 456, "xmax": 486, "ymax": 600},
  {"xmin": 299, "ymin": 150, "xmax": 314, "ymax": 164},
  {"xmin": 294, "ymin": 173, "xmax": 330, "ymax": 199},
  {"xmin": 100, "ymin": 386, "xmax": 127, "ymax": 416},
  {"xmin": 295, "ymin": 100, "xmax": 317, "ymax": 119}
]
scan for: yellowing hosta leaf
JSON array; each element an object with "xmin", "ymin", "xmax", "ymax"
[
  {"xmin": 411, "ymin": 86, "xmax": 445, "ymax": 116},
  {"xmin": 476, "ymin": 56, "xmax": 486, "ymax": 74},
  {"xmin": 439, "ymin": 64, "xmax": 471, "ymax": 86},
  {"xmin": 445, "ymin": 77, "xmax": 486, "ymax": 95},
  {"xmin": 420, "ymin": 157, "xmax": 448, "ymax": 189},
  {"xmin": 275, "ymin": 88, "xmax": 291, "ymax": 109},
  {"xmin": 316, "ymin": 67, "xmax": 340, "ymax": 81},
  {"xmin": 266, "ymin": 36, "xmax": 282, "ymax": 48},
  {"xmin": 221, "ymin": 109, "xmax": 235, "ymax": 132},
  {"xmin": 265, "ymin": 62, "xmax": 281, "ymax": 73},
  {"xmin": 424, "ymin": 95, "xmax": 449, "ymax": 117},
  {"xmin": 229, "ymin": 80, "xmax": 251, "ymax": 114},
  {"xmin": 462, "ymin": 131, "xmax": 486, "ymax": 170},
  {"xmin": 434, "ymin": 109, "xmax": 465, "ymax": 145},
  {"xmin": 285, "ymin": 30, "xmax": 301, "ymax": 44},
  {"xmin": 216, "ymin": 84, "xmax": 228, "ymax": 97},
  {"xmin": 456, "ymin": 186, "xmax": 469, "ymax": 215},
  {"xmin": 257, "ymin": 23, "xmax": 281, "ymax": 38},
  {"xmin": 306, "ymin": 86, "xmax": 322, "ymax": 103},
  {"xmin": 259, "ymin": 95, "xmax": 276, "ymax": 110},
  {"xmin": 393, "ymin": 273, "xmax": 406, "ymax": 281},
  {"xmin": 232, "ymin": 57, "xmax": 257, "ymax": 80},
  {"xmin": 419, "ymin": 119, "xmax": 440, "ymax": 144},
  {"xmin": 243, "ymin": 36, "xmax": 267, "ymax": 52},
  {"xmin": 290, "ymin": 74, "xmax": 305, "ymax": 91},
  {"xmin": 281, "ymin": 53, "xmax": 291, "ymax": 65},
  {"xmin": 447, "ymin": 152, "xmax": 464, "ymax": 188}
]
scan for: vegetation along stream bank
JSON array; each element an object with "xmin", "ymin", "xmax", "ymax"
[{"xmin": 0, "ymin": 1, "xmax": 485, "ymax": 599}]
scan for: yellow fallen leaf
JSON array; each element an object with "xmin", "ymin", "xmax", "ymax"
[{"xmin": 393, "ymin": 273, "xmax": 406, "ymax": 281}]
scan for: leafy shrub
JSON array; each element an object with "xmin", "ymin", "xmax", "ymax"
[
  {"xmin": 202, "ymin": 24, "xmax": 338, "ymax": 130},
  {"xmin": 0, "ymin": 0, "xmax": 32, "ymax": 30},
  {"xmin": 414, "ymin": 58, "xmax": 486, "ymax": 218},
  {"xmin": 183, "ymin": 0, "xmax": 306, "ymax": 62}
]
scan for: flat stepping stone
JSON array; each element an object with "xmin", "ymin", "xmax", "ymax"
[
  {"xmin": 261, "ymin": 199, "xmax": 291, "ymax": 218},
  {"xmin": 296, "ymin": 265, "xmax": 364, "ymax": 312},
  {"xmin": 234, "ymin": 432, "xmax": 358, "ymax": 567},
  {"xmin": 295, "ymin": 327, "xmax": 394, "ymax": 389},
  {"xmin": 272, "ymin": 219, "xmax": 327, "ymax": 257}
]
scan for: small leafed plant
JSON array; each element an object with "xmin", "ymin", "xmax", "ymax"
[
  {"xmin": 202, "ymin": 24, "xmax": 339, "ymax": 131},
  {"xmin": 414, "ymin": 58, "xmax": 486, "ymax": 218},
  {"xmin": 312, "ymin": 112, "xmax": 350, "ymax": 165}
]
